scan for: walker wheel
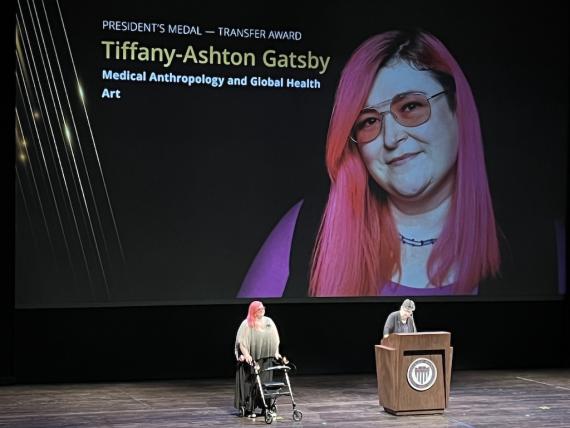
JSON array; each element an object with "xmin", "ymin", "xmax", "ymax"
[
  {"xmin": 292, "ymin": 409, "xmax": 303, "ymax": 421},
  {"xmin": 264, "ymin": 411, "xmax": 274, "ymax": 424}
]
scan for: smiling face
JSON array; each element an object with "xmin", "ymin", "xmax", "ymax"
[
  {"xmin": 356, "ymin": 60, "xmax": 458, "ymax": 209},
  {"xmin": 255, "ymin": 305, "xmax": 265, "ymax": 320}
]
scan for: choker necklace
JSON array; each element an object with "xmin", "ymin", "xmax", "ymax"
[{"xmin": 399, "ymin": 233, "xmax": 438, "ymax": 247}]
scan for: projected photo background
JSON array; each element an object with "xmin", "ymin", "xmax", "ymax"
[{"xmin": 15, "ymin": 1, "xmax": 566, "ymax": 306}]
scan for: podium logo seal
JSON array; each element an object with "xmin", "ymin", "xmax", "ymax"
[{"xmin": 407, "ymin": 358, "xmax": 437, "ymax": 391}]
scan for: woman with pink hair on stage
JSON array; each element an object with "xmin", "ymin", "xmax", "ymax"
[{"xmin": 234, "ymin": 301, "xmax": 281, "ymax": 418}]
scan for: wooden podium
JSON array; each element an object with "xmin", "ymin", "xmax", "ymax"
[{"xmin": 375, "ymin": 332, "xmax": 453, "ymax": 415}]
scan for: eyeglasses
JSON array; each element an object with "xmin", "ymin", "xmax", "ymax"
[{"xmin": 350, "ymin": 90, "xmax": 447, "ymax": 144}]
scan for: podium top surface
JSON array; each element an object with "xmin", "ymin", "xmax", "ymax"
[{"xmin": 379, "ymin": 331, "xmax": 451, "ymax": 350}]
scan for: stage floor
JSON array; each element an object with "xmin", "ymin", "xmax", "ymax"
[{"xmin": 0, "ymin": 369, "xmax": 568, "ymax": 427}]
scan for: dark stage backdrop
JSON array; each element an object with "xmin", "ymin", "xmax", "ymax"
[
  {"xmin": 15, "ymin": 0, "xmax": 566, "ymax": 306},
  {"xmin": 11, "ymin": 299, "xmax": 570, "ymax": 383}
]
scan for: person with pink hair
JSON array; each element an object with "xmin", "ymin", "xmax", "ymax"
[
  {"xmin": 309, "ymin": 29, "xmax": 501, "ymax": 296},
  {"xmin": 234, "ymin": 301, "xmax": 281, "ymax": 417},
  {"xmin": 238, "ymin": 29, "xmax": 500, "ymax": 297}
]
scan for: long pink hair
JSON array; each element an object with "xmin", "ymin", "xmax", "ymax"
[
  {"xmin": 309, "ymin": 30, "xmax": 500, "ymax": 296},
  {"xmin": 246, "ymin": 301, "xmax": 263, "ymax": 327}
]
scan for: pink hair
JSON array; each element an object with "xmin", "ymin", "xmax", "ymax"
[
  {"xmin": 309, "ymin": 30, "xmax": 500, "ymax": 296},
  {"xmin": 246, "ymin": 301, "xmax": 263, "ymax": 327}
]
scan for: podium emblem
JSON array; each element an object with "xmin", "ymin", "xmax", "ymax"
[{"xmin": 407, "ymin": 358, "xmax": 437, "ymax": 391}]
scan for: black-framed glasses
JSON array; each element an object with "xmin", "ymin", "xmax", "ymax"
[{"xmin": 350, "ymin": 90, "xmax": 447, "ymax": 144}]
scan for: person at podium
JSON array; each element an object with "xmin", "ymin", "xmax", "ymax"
[{"xmin": 383, "ymin": 298, "xmax": 417, "ymax": 338}]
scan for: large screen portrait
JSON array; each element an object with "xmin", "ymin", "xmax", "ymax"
[{"xmin": 15, "ymin": 1, "xmax": 566, "ymax": 306}]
